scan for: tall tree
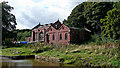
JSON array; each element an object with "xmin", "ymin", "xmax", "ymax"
[
  {"xmin": 63, "ymin": 2, "xmax": 86, "ymax": 28},
  {"xmin": 84, "ymin": 2, "xmax": 113, "ymax": 33},
  {"xmin": 64, "ymin": 2, "xmax": 113, "ymax": 34},
  {"xmin": 2, "ymin": 1, "xmax": 17, "ymax": 31},
  {"xmin": 0, "ymin": 3, "xmax": 2, "ymax": 46},
  {"xmin": 2, "ymin": 1, "xmax": 17, "ymax": 45}
]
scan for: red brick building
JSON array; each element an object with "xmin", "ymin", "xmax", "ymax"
[{"xmin": 31, "ymin": 20, "xmax": 91, "ymax": 45}]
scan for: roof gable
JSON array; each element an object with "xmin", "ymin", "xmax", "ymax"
[
  {"xmin": 46, "ymin": 26, "xmax": 56, "ymax": 32},
  {"xmin": 32, "ymin": 23, "xmax": 41, "ymax": 30},
  {"xmin": 58, "ymin": 24, "xmax": 70, "ymax": 30},
  {"xmin": 52, "ymin": 20, "xmax": 62, "ymax": 30}
]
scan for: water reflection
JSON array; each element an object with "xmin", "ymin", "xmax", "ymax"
[{"xmin": 1, "ymin": 57, "xmax": 60, "ymax": 67}]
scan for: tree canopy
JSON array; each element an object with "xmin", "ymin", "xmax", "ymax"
[
  {"xmin": 2, "ymin": 1, "xmax": 17, "ymax": 31},
  {"xmin": 101, "ymin": 8, "xmax": 120, "ymax": 39},
  {"xmin": 63, "ymin": 2, "xmax": 114, "ymax": 34},
  {"xmin": 14, "ymin": 29, "xmax": 32, "ymax": 41},
  {"xmin": 1, "ymin": 1, "xmax": 17, "ymax": 46}
]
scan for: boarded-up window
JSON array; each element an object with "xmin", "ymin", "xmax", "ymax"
[
  {"xmin": 65, "ymin": 33, "xmax": 67, "ymax": 40},
  {"xmin": 53, "ymin": 34, "xmax": 54, "ymax": 40}
]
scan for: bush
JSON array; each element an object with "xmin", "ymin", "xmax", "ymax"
[
  {"xmin": 86, "ymin": 33, "xmax": 120, "ymax": 45},
  {"xmin": 90, "ymin": 33, "xmax": 102, "ymax": 45},
  {"xmin": 2, "ymin": 38, "xmax": 16, "ymax": 48}
]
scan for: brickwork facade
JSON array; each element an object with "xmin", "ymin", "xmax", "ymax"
[{"xmin": 29, "ymin": 20, "xmax": 91, "ymax": 45}]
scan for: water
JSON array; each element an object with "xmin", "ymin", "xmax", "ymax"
[
  {"xmin": 0, "ymin": 56, "xmax": 62, "ymax": 67},
  {"xmin": 0, "ymin": 57, "xmax": 93, "ymax": 68}
]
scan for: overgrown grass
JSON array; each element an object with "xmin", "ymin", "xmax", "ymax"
[
  {"xmin": 37, "ymin": 44, "xmax": 120, "ymax": 67},
  {"xmin": 1, "ymin": 47, "xmax": 35, "ymax": 56},
  {"xmin": 1, "ymin": 42, "xmax": 52, "ymax": 56},
  {"xmin": 1, "ymin": 42, "xmax": 120, "ymax": 67}
]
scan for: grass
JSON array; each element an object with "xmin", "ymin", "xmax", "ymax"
[
  {"xmin": 1, "ymin": 43, "xmax": 120, "ymax": 67},
  {"xmin": 1, "ymin": 46, "xmax": 36, "ymax": 56},
  {"xmin": 37, "ymin": 44, "xmax": 120, "ymax": 67}
]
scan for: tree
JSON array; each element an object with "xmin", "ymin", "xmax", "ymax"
[
  {"xmin": 2, "ymin": 1, "xmax": 17, "ymax": 31},
  {"xmin": 2, "ymin": 1, "xmax": 17, "ymax": 46},
  {"xmin": 100, "ymin": 8, "xmax": 120, "ymax": 39},
  {"xmin": 84, "ymin": 2, "xmax": 113, "ymax": 33},
  {"xmin": 64, "ymin": 2, "xmax": 113, "ymax": 34},
  {"xmin": 15, "ymin": 29, "xmax": 32, "ymax": 41},
  {"xmin": 0, "ymin": 3, "xmax": 2, "ymax": 46},
  {"xmin": 63, "ymin": 2, "xmax": 86, "ymax": 28}
]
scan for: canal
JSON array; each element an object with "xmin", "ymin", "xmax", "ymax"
[
  {"xmin": 0, "ymin": 56, "xmax": 63, "ymax": 67},
  {"xmin": 0, "ymin": 56, "xmax": 76, "ymax": 68}
]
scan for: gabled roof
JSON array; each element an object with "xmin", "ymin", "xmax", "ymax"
[
  {"xmin": 58, "ymin": 24, "xmax": 69, "ymax": 30},
  {"xmin": 69, "ymin": 27, "xmax": 91, "ymax": 32},
  {"xmin": 32, "ymin": 20, "xmax": 65, "ymax": 31},
  {"xmin": 52, "ymin": 19, "xmax": 62, "ymax": 30},
  {"xmin": 46, "ymin": 25, "xmax": 56, "ymax": 32},
  {"xmin": 52, "ymin": 19, "xmax": 61, "ymax": 25},
  {"xmin": 32, "ymin": 23, "xmax": 41, "ymax": 30},
  {"xmin": 58, "ymin": 24, "xmax": 91, "ymax": 32}
]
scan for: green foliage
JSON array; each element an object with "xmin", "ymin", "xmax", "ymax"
[
  {"xmin": 38, "ymin": 44, "xmax": 120, "ymax": 67},
  {"xmin": 14, "ymin": 29, "xmax": 32, "ymax": 41},
  {"xmin": 2, "ymin": 1, "xmax": 17, "ymax": 31},
  {"xmin": 64, "ymin": 2, "xmax": 113, "ymax": 34},
  {"xmin": 2, "ymin": 38, "xmax": 13, "ymax": 48},
  {"xmin": 101, "ymin": 8, "xmax": 120, "ymax": 40},
  {"xmin": 1, "ymin": 43, "xmax": 120, "ymax": 67},
  {"xmin": 63, "ymin": 2, "xmax": 86, "ymax": 28},
  {"xmin": 90, "ymin": 33, "xmax": 101, "ymax": 45},
  {"xmin": 2, "ymin": 1, "xmax": 17, "ymax": 46}
]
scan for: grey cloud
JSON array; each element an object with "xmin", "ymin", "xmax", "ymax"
[
  {"xmin": 12, "ymin": 0, "xmax": 84, "ymax": 29},
  {"xmin": 22, "ymin": 13, "xmax": 37, "ymax": 27}
]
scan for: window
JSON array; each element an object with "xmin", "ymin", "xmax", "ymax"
[
  {"xmin": 39, "ymin": 32, "xmax": 44, "ymax": 41},
  {"xmin": 60, "ymin": 34, "xmax": 62, "ymax": 40},
  {"xmin": 48, "ymin": 35, "xmax": 50, "ymax": 41},
  {"xmin": 36, "ymin": 32, "xmax": 37, "ymax": 40},
  {"xmin": 65, "ymin": 33, "xmax": 67, "ymax": 40},
  {"xmin": 53, "ymin": 34, "xmax": 54, "ymax": 40},
  {"xmin": 62, "ymin": 27, "xmax": 64, "ymax": 29},
  {"xmin": 50, "ymin": 28, "xmax": 52, "ymax": 31},
  {"xmin": 56, "ymin": 25, "xmax": 58, "ymax": 28}
]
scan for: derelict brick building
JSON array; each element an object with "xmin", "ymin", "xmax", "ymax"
[{"xmin": 26, "ymin": 20, "xmax": 91, "ymax": 45}]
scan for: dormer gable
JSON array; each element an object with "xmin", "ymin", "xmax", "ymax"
[
  {"xmin": 58, "ymin": 24, "xmax": 69, "ymax": 30},
  {"xmin": 52, "ymin": 20, "xmax": 62, "ymax": 30},
  {"xmin": 46, "ymin": 26, "xmax": 56, "ymax": 32}
]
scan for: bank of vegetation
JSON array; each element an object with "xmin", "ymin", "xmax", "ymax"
[{"xmin": 1, "ymin": 42, "xmax": 120, "ymax": 67}]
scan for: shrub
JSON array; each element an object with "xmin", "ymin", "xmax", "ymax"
[
  {"xmin": 90, "ymin": 33, "xmax": 102, "ymax": 45},
  {"xmin": 2, "ymin": 38, "xmax": 17, "ymax": 48}
]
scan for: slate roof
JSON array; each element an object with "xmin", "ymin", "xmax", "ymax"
[
  {"xmin": 68, "ymin": 27, "xmax": 91, "ymax": 32},
  {"xmin": 32, "ymin": 23, "xmax": 41, "ymax": 30}
]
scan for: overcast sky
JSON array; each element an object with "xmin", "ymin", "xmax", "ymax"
[{"xmin": 1, "ymin": 0, "xmax": 85, "ymax": 29}]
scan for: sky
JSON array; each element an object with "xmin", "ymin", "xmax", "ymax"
[{"xmin": 0, "ymin": 0, "xmax": 86, "ymax": 29}]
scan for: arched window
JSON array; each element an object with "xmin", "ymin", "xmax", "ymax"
[
  {"xmin": 65, "ymin": 33, "xmax": 67, "ymax": 40},
  {"xmin": 39, "ymin": 32, "xmax": 44, "ymax": 41},
  {"xmin": 33, "ymin": 31, "xmax": 35, "ymax": 41},
  {"xmin": 48, "ymin": 35, "xmax": 50, "ymax": 41},
  {"xmin": 36, "ymin": 32, "xmax": 38, "ymax": 40},
  {"xmin": 53, "ymin": 34, "xmax": 54, "ymax": 40},
  {"xmin": 60, "ymin": 34, "xmax": 62, "ymax": 40}
]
